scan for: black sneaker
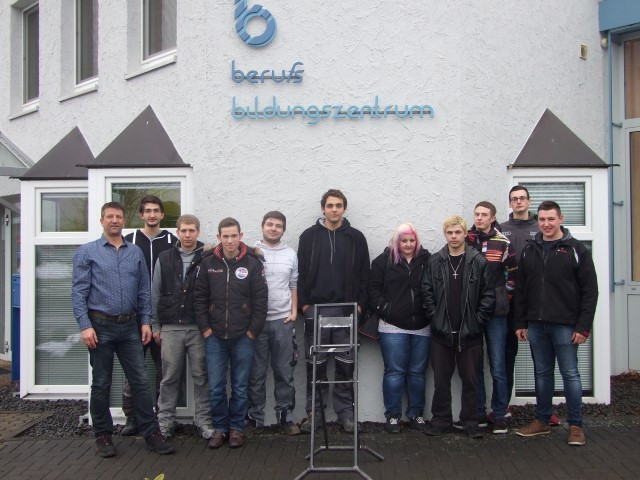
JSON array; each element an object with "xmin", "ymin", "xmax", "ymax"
[
  {"xmin": 120, "ymin": 416, "xmax": 138, "ymax": 436},
  {"xmin": 95, "ymin": 433, "xmax": 116, "ymax": 458},
  {"xmin": 478, "ymin": 416, "xmax": 489, "ymax": 428},
  {"xmin": 425, "ymin": 423, "xmax": 452, "ymax": 436},
  {"xmin": 452, "ymin": 420, "xmax": 464, "ymax": 431},
  {"xmin": 492, "ymin": 418, "xmax": 508, "ymax": 434},
  {"xmin": 145, "ymin": 429, "xmax": 175, "ymax": 455},
  {"xmin": 385, "ymin": 417, "xmax": 401, "ymax": 434},
  {"xmin": 465, "ymin": 424, "xmax": 484, "ymax": 439},
  {"xmin": 408, "ymin": 416, "xmax": 427, "ymax": 433}
]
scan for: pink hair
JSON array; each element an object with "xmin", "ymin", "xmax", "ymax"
[{"xmin": 388, "ymin": 223, "xmax": 421, "ymax": 264}]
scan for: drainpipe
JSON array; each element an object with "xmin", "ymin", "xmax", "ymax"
[{"xmin": 608, "ymin": 30, "xmax": 615, "ymax": 293}]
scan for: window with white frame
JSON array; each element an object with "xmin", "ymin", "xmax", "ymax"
[
  {"xmin": 111, "ymin": 181, "xmax": 181, "ymax": 229},
  {"xmin": 23, "ymin": 3, "xmax": 39, "ymax": 104},
  {"xmin": 143, "ymin": 0, "xmax": 177, "ymax": 60},
  {"xmin": 104, "ymin": 176, "xmax": 186, "ymax": 409},
  {"xmin": 32, "ymin": 187, "xmax": 89, "ymax": 388},
  {"xmin": 40, "ymin": 192, "xmax": 88, "ymax": 232},
  {"xmin": 76, "ymin": 0, "xmax": 98, "ymax": 84}
]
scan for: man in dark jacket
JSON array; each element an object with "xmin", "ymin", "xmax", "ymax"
[
  {"xmin": 121, "ymin": 195, "xmax": 178, "ymax": 436},
  {"xmin": 466, "ymin": 201, "xmax": 517, "ymax": 434},
  {"xmin": 297, "ymin": 189, "xmax": 370, "ymax": 434},
  {"xmin": 515, "ymin": 201, "xmax": 598, "ymax": 447},
  {"xmin": 193, "ymin": 217, "xmax": 268, "ymax": 449},
  {"xmin": 152, "ymin": 214, "xmax": 213, "ymax": 440},
  {"xmin": 501, "ymin": 185, "xmax": 561, "ymax": 425},
  {"xmin": 422, "ymin": 215, "xmax": 495, "ymax": 438}
]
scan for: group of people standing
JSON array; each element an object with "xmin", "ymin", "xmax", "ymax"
[
  {"xmin": 371, "ymin": 186, "xmax": 598, "ymax": 448},
  {"xmin": 71, "ymin": 186, "xmax": 598, "ymax": 459}
]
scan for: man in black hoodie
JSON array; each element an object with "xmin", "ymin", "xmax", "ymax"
[
  {"xmin": 515, "ymin": 201, "xmax": 598, "ymax": 446},
  {"xmin": 121, "ymin": 195, "xmax": 178, "ymax": 436},
  {"xmin": 297, "ymin": 189, "xmax": 370, "ymax": 434}
]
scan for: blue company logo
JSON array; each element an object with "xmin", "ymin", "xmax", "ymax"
[{"xmin": 235, "ymin": 0, "xmax": 277, "ymax": 48}]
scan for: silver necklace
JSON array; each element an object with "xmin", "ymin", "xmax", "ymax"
[{"xmin": 448, "ymin": 254, "xmax": 464, "ymax": 279}]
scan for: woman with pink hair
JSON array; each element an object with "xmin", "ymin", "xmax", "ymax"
[{"xmin": 369, "ymin": 223, "xmax": 431, "ymax": 433}]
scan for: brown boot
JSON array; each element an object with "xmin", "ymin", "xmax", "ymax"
[
  {"xmin": 228, "ymin": 429, "xmax": 244, "ymax": 448},
  {"xmin": 567, "ymin": 425, "xmax": 585, "ymax": 446},
  {"xmin": 207, "ymin": 431, "xmax": 227, "ymax": 449}
]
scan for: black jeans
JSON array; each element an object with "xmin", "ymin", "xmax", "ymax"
[
  {"xmin": 304, "ymin": 306, "xmax": 355, "ymax": 418},
  {"xmin": 88, "ymin": 317, "xmax": 157, "ymax": 437},
  {"xmin": 430, "ymin": 338, "xmax": 483, "ymax": 428},
  {"xmin": 505, "ymin": 310, "xmax": 519, "ymax": 404},
  {"xmin": 122, "ymin": 317, "xmax": 162, "ymax": 418}
]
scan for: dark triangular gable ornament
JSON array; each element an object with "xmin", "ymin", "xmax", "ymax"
[
  {"xmin": 89, "ymin": 106, "xmax": 188, "ymax": 168},
  {"xmin": 20, "ymin": 127, "xmax": 92, "ymax": 180},
  {"xmin": 511, "ymin": 109, "xmax": 607, "ymax": 168}
]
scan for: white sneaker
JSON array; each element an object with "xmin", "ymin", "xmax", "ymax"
[
  {"xmin": 159, "ymin": 426, "xmax": 173, "ymax": 439},
  {"xmin": 199, "ymin": 424, "xmax": 215, "ymax": 440}
]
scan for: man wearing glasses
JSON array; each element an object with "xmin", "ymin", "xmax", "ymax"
[
  {"xmin": 120, "ymin": 195, "xmax": 178, "ymax": 436},
  {"xmin": 501, "ymin": 186, "xmax": 560, "ymax": 425}
]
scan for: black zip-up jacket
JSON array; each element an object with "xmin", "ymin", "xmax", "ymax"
[
  {"xmin": 368, "ymin": 246, "xmax": 430, "ymax": 330},
  {"xmin": 421, "ymin": 245, "xmax": 495, "ymax": 350},
  {"xmin": 193, "ymin": 242, "xmax": 268, "ymax": 339},
  {"xmin": 514, "ymin": 227, "xmax": 598, "ymax": 336},
  {"xmin": 124, "ymin": 229, "xmax": 179, "ymax": 280},
  {"xmin": 154, "ymin": 241, "xmax": 204, "ymax": 326},
  {"xmin": 297, "ymin": 218, "xmax": 370, "ymax": 310}
]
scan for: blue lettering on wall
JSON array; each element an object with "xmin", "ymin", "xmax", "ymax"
[
  {"xmin": 232, "ymin": 61, "xmax": 304, "ymax": 83},
  {"xmin": 235, "ymin": 0, "xmax": 277, "ymax": 48},
  {"xmin": 232, "ymin": 96, "xmax": 435, "ymax": 125}
]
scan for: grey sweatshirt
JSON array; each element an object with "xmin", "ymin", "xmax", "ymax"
[{"xmin": 254, "ymin": 240, "xmax": 298, "ymax": 321}]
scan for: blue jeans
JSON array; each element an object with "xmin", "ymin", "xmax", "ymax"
[
  {"xmin": 477, "ymin": 316, "xmax": 508, "ymax": 420},
  {"xmin": 88, "ymin": 317, "xmax": 157, "ymax": 437},
  {"xmin": 527, "ymin": 321, "xmax": 583, "ymax": 427},
  {"xmin": 205, "ymin": 334, "xmax": 254, "ymax": 432},
  {"xmin": 379, "ymin": 332, "xmax": 431, "ymax": 419}
]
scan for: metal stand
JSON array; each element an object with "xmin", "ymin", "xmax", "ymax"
[{"xmin": 294, "ymin": 303, "xmax": 384, "ymax": 480}]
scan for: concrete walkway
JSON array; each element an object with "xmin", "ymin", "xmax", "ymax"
[{"xmin": 1, "ymin": 417, "xmax": 639, "ymax": 480}]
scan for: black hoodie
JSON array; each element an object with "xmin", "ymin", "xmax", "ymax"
[
  {"xmin": 369, "ymin": 246, "xmax": 431, "ymax": 330},
  {"xmin": 124, "ymin": 229, "xmax": 179, "ymax": 280},
  {"xmin": 297, "ymin": 218, "xmax": 370, "ymax": 309}
]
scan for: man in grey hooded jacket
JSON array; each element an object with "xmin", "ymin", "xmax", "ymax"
[
  {"xmin": 152, "ymin": 214, "xmax": 213, "ymax": 440},
  {"xmin": 247, "ymin": 211, "xmax": 300, "ymax": 435}
]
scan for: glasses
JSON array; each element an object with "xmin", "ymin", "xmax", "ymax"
[{"xmin": 510, "ymin": 196, "xmax": 529, "ymax": 203}]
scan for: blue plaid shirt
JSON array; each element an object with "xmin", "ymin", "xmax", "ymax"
[{"xmin": 72, "ymin": 235, "xmax": 152, "ymax": 331}]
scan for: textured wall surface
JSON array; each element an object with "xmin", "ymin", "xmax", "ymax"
[{"xmin": 0, "ymin": 1, "xmax": 607, "ymax": 422}]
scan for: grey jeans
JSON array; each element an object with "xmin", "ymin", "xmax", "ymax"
[
  {"xmin": 157, "ymin": 328, "xmax": 211, "ymax": 429},
  {"xmin": 247, "ymin": 319, "xmax": 297, "ymax": 425}
]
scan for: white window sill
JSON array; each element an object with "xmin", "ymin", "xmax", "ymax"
[
  {"xmin": 59, "ymin": 80, "xmax": 99, "ymax": 103},
  {"xmin": 9, "ymin": 101, "xmax": 39, "ymax": 120},
  {"xmin": 125, "ymin": 51, "xmax": 177, "ymax": 80}
]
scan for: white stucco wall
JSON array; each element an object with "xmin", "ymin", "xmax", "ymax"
[{"xmin": 0, "ymin": 1, "xmax": 609, "ymax": 421}]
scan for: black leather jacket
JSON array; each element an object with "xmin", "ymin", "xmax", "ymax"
[{"xmin": 421, "ymin": 245, "xmax": 495, "ymax": 350}]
